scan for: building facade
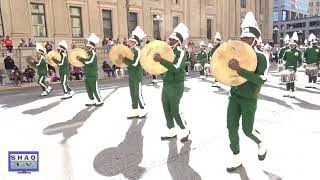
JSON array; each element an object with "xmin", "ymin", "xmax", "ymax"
[
  {"xmin": 0, "ymin": 0, "xmax": 273, "ymax": 48},
  {"xmin": 308, "ymin": 0, "xmax": 320, "ymax": 16}
]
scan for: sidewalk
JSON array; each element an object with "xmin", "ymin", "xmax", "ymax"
[{"xmin": 0, "ymin": 76, "xmax": 127, "ymax": 93}]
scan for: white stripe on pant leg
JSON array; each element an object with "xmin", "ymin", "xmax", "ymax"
[
  {"xmin": 39, "ymin": 76, "xmax": 47, "ymax": 89},
  {"xmin": 93, "ymin": 81, "xmax": 103, "ymax": 102},
  {"xmin": 63, "ymin": 74, "xmax": 67, "ymax": 93},
  {"xmin": 252, "ymin": 129, "xmax": 263, "ymax": 142},
  {"xmin": 138, "ymin": 82, "xmax": 145, "ymax": 107}
]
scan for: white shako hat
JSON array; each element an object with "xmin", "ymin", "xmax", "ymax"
[
  {"xmin": 199, "ymin": 41, "xmax": 205, "ymax": 47},
  {"xmin": 284, "ymin": 34, "xmax": 290, "ymax": 43},
  {"xmin": 214, "ymin": 32, "xmax": 221, "ymax": 43},
  {"xmin": 289, "ymin": 32, "xmax": 298, "ymax": 45},
  {"xmin": 208, "ymin": 43, "xmax": 213, "ymax": 48},
  {"xmin": 240, "ymin": 12, "xmax": 261, "ymax": 39},
  {"xmin": 86, "ymin": 33, "xmax": 100, "ymax": 47},
  {"xmin": 58, "ymin": 40, "xmax": 68, "ymax": 51},
  {"xmin": 129, "ymin": 26, "xmax": 146, "ymax": 46},
  {"xmin": 36, "ymin": 43, "xmax": 45, "ymax": 54},
  {"xmin": 169, "ymin": 23, "xmax": 189, "ymax": 44}
]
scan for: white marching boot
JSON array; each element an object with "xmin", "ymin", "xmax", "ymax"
[
  {"xmin": 226, "ymin": 154, "xmax": 242, "ymax": 173},
  {"xmin": 258, "ymin": 142, "xmax": 267, "ymax": 161},
  {"xmin": 61, "ymin": 93, "xmax": 71, "ymax": 100},
  {"xmin": 40, "ymin": 91, "xmax": 48, "ymax": 96},
  {"xmin": 161, "ymin": 128, "xmax": 177, "ymax": 141},
  {"xmin": 127, "ymin": 108, "xmax": 139, "ymax": 119},
  {"xmin": 289, "ymin": 91, "xmax": 295, "ymax": 98},
  {"xmin": 138, "ymin": 108, "xmax": 148, "ymax": 119},
  {"xmin": 46, "ymin": 86, "xmax": 53, "ymax": 94},
  {"xmin": 69, "ymin": 90, "xmax": 76, "ymax": 97},
  {"xmin": 180, "ymin": 128, "xmax": 191, "ymax": 143},
  {"xmin": 85, "ymin": 100, "xmax": 95, "ymax": 106},
  {"xmin": 305, "ymin": 82, "xmax": 312, "ymax": 88}
]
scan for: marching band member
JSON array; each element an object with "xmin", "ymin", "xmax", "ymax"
[
  {"xmin": 154, "ymin": 23, "xmax": 190, "ymax": 143},
  {"xmin": 208, "ymin": 32, "xmax": 222, "ymax": 60},
  {"xmin": 77, "ymin": 33, "xmax": 103, "ymax": 107},
  {"xmin": 303, "ymin": 35, "xmax": 320, "ymax": 89},
  {"xmin": 34, "ymin": 43, "xmax": 52, "ymax": 96},
  {"xmin": 121, "ymin": 26, "xmax": 148, "ymax": 119},
  {"xmin": 184, "ymin": 44, "xmax": 190, "ymax": 76},
  {"xmin": 197, "ymin": 41, "xmax": 208, "ymax": 79},
  {"xmin": 278, "ymin": 34, "xmax": 290, "ymax": 63},
  {"xmin": 52, "ymin": 40, "xmax": 75, "ymax": 99},
  {"xmin": 282, "ymin": 32, "xmax": 302, "ymax": 98},
  {"xmin": 255, "ymin": 36, "xmax": 263, "ymax": 52},
  {"xmin": 226, "ymin": 12, "xmax": 267, "ymax": 172}
]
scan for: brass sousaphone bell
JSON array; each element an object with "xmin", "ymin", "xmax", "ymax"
[
  {"xmin": 140, "ymin": 40, "xmax": 174, "ymax": 75},
  {"xmin": 109, "ymin": 44, "xmax": 133, "ymax": 68},
  {"xmin": 69, "ymin": 48, "xmax": 88, "ymax": 67},
  {"xmin": 210, "ymin": 40, "xmax": 257, "ymax": 86},
  {"xmin": 46, "ymin": 50, "xmax": 61, "ymax": 67}
]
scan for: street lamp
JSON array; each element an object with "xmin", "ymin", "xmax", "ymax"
[
  {"xmin": 273, "ymin": 27, "xmax": 279, "ymax": 44},
  {"xmin": 153, "ymin": 15, "xmax": 163, "ymax": 40}
]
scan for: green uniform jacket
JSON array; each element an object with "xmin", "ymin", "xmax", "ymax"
[
  {"xmin": 278, "ymin": 46, "xmax": 289, "ymax": 61},
  {"xmin": 303, "ymin": 46, "xmax": 320, "ymax": 65},
  {"xmin": 160, "ymin": 46, "xmax": 187, "ymax": 83},
  {"xmin": 196, "ymin": 50, "xmax": 208, "ymax": 64},
  {"xmin": 209, "ymin": 43, "xmax": 220, "ymax": 60},
  {"xmin": 230, "ymin": 51, "xmax": 267, "ymax": 100},
  {"xmin": 123, "ymin": 46, "xmax": 143, "ymax": 81},
  {"xmin": 283, "ymin": 48, "xmax": 302, "ymax": 70},
  {"xmin": 81, "ymin": 50, "xmax": 98, "ymax": 77},
  {"xmin": 36, "ymin": 56, "xmax": 48, "ymax": 76},
  {"xmin": 57, "ymin": 53, "xmax": 70, "ymax": 76}
]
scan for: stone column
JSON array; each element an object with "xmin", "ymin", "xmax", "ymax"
[
  {"xmin": 141, "ymin": 0, "xmax": 152, "ymax": 38},
  {"xmin": 228, "ymin": 0, "xmax": 236, "ymax": 39},
  {"xmin": 51, "ymin": 0, "xmax": 70, "ymax": 42},
  {"xmin": 87, "ymin": 0, "xmax": 102, "ymax": 37},
  {"xmin": 235, "ymin": 0, "xmax": 241, "ymax": 38}
]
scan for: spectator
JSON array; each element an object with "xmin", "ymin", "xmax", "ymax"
[
  {"xmin": 0, "ymin": 69, "xmax": 4, "ymax": 86},
  {"xmin": 71, "ymin": 41, "xmax": 76, "ymax": 49},
  {"xmin": 18, "ymin": 39, "xmax": 28, "ymax": 47},
  {"xmin": 71, "ymin": 66, "xmax": 83, "ymax": 80},
  {"xmin": 45, "ymin": 42, "xmax": 52, "ymax": 53},
  {"xmin": 112, "ymin": 64, "xmax": 124, "ymax": 77},
  {"xmin": 4, "ymin": 36, "xmax": 13, "ymax": 53},
  {"xmin": 4, "ymin": 53, "xmax": 15, "ymax": 83},
  {"xmin": 102, "ymin": 61, "xmax": 115, "ymax": 78},
  {"xmin": 12, "ymin": 66, "xmax": 23, "ymax": 87},
  {"xmin": 102, "ymin": 37, "xmax": 108, "ymax": 53},
  {"xmin": 24, "ymin": 65, "xmax": 35, "ymax": 82},
  {"xmin": 28, "ymin": 38, "xmax": 34, "ymax": 47},
  {"xmin": 123, "ymin": 38, "xmax": 128, "ymax": 46},
  {"xmin": 48, "ymin": 69, "xmax": 59, "ymax": 82}
]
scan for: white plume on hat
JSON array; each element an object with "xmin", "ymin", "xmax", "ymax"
[
  {"xmin": 264, "ymin": 43, "xmax": 272, "ymax": 51},
  {"xmin": 169, "ymin": 23, "xmax": 189, "ymax": 43},
  {"xmin": 284, "ymin": 34, "xmax": 290, "ymax": 43},
  {"xmin": 289, "ymin": 32, "xmax": 298, "ymax": 44},
  {"xmin": 199, "ymin": 41, "xmax": 205, "ymax": 46},
  {"xmin": 131, "ymin": 26, "xmax": 146, "ymax": 40},
  {"xmin": 214, "ymin": 32, "xmax": 221, "ymax": 42},
  {"xmin": 208, "ymin": 43, "xmax": 213, "ymax": 48},
  {"xmin": 86, "ymin": 33, "xmax": 100, "ymax": 47},
  {"xmin": 36, "ymin": 43, "xmax": 45, "ymax": 53},
  {"xmin": 240, "ymin": 12, "xmax": 261, "ymax": 39},
  {"xmin": 59, "ymin": 40, "xmax": 68, "ymax": 49},
  {"xmin": 308, "ymin": 33, "xmax": 316, "ymax": 42}
]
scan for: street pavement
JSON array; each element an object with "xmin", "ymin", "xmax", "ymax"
[{"xmin": 0, "ymin": 68, "xmax": 320, "ymax": 180}]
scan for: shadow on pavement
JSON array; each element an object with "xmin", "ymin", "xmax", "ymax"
[
  {"xmin": 167, "ymin": 140, "xmax": 202, "ymax": 180},
  {"xmin": 259, "ymin": 94, "xmax": 293, "ymax": 110},
  {"xmin": 293, "ymin": 97, "xmax": 320, "ymax": 110},
  {"xmin": 23, "ymin": 99, "xmax": 63, "ymax": 115},
  {"xmin": 264, "ymin": 170, "xmax": 282, "ymax": 180},
  {"xmin": 42, "ymin": 88, "xmax": 118, "ymax": 143},
  {"xmin": 231, "ymin": 165, "xmax": 250, "ymax": 180},
  {"xmin": 93, "ymin": 119, "xmax": 146, "ymax": 180}
]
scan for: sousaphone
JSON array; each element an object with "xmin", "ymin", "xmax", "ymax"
[
  {"xmin": 46, "ymin": 50, "xmax": 61, "ymax": 67},
  {"xmin": 109, "ymin": 44, "xmax": 133, "ymax": 68},
  {"xmin": 140, "ymin": 40, "xmax": 174, "ymax": 75},
  {"xmin": 210, "ymin": 40, "xmax": 257, "ymax": 86},
  {"xmin": 69, "ymin": 48, "xmax": 88, "ymax": 67}
]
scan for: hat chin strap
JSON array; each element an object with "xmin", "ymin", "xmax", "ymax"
[
  {"xmin": 170, "ymin": 41, "xmax": 180, "ymax": 49},
  {"xmin": 250, "ymin": 39, "xmax": 257, "ymax": 47}
]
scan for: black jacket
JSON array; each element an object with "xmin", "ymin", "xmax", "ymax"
[{"xmin": 4, "ymin": 56, "xmax": 15, "ymax": 70}]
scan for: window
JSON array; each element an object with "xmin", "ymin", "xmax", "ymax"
[
  {"xmin": 207, "ymin": 19, "xmax": 212, "ymax": 40},
  {"xmin": 153, "ymin": 15, "xmax": 161, "ymax": 40},
  {"xmin": 241, "ymin": 0, "xmax": 246, "ymax": 8},
  {"xmin": 31, "ymin": 3, "xmax": 47, "ymax": 37},
  {"xmin": 70, "ymin": 7, "xmax": 83, "ymax": 37},
  {"xmin": 317, "ymin": 2, "xmax": 320, "ymax": 6},
  {"xmin": 173, "ymin": 16, "xmax": 179, "ymax": 29},
  {"xmin": 102, "ymin": 10, "xmax": 113, "ymax": 39},
  {"xmin": 0, "ymin": 8, "xmax": 4, "ymax": 37},
  {"xmin": 172, "ymin": 0, "xmax": 179, "ymax": 4},
  {"xmin": 128, "ymin": 12, "xmax": 138, "ymax": 35},
  {"xmin": 310, "ymin": 2, "xmax": 313, "ymax": 6}
]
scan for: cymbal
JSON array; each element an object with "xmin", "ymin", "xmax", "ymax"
[
  {"xmin": 69, "ymin": 48, "xmax": 88, "ymax": 67},
  {"xmin": 140, "ymin": 40, "xmax": 174, "ymax": 75},
  {"xmin": 210, "ymin": 40, "xmax": 257, "ymax": 86},
  {"xmin": 46, "ymin": 50, "xmax": 61, "ymax": 67},
  {"xmin": 109, "ymin": 44, "xmax": 133, "ymax": 68}
]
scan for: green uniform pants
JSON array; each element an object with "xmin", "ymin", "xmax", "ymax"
[
  {"xmin": 85, "ymin": 76, "xmax": 102, "ymax": 102},
  {"xmin": 60, "ymin": 74, "xmax": 72, "ymax": 94},
  {"xmin": 227, "ymin": 94, "xmax": 262, "ymax": 155},
  {"xmin": 162, "ymin": 82, "xmax": 186, "ymax": 129},
  {"xmin": 286, "ymin": 82, "xmax": 295, "ymax": 91},
  {"xmin": 38, "ymin": 75, "xmax": 48, "ymax": 91},
  {"xmin": 129, "ymin": 78, "xmax": 145, "ymax": 109}
]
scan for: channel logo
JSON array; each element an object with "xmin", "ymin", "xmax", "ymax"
[{"xmin": 8, "ymin": 151, "xmax": 39, "ymax": 173}]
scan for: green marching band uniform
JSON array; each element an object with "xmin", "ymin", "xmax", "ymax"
[
  {"xmin": 303, "ymin": 34, "xmax": 320, "ymax": 88},
  {"xmin": 282, "ymin": 32, "xmax": 302, "ymax": 98},
  {"xmin": 208, "ymin": 32, "xmax": 222, "ymax": 60},
  {"xmin": 278, "ymin": 34, "xmax": 290, "ymax": 63},
  {"xmin": 35, "ymin": 43, "xmax": 52, "ymax": 96},
  {"xmin": 226, "ymin": 12, "xmax": 267, "ymax": 173},
  {"xmin": 155, "ymin": 23, "xmax": 190, "ymax": 143},
  {"xmin": 184, "ymin": 45, "xmax": 190, "ymax": 75},
  {"xmin": 79, "ymin": 33, "xmax": 103, "ymax": 107},
  {"xmin": 123, "ymin": 26, "xmax": 148, "ymax": 119},
  {"xmin": 196, "ymin": 41, "xmax": 208, "ymax": 78},
  {"xmin": 53, "ymin": 40, "xmax": 75, "ymax": 99}
]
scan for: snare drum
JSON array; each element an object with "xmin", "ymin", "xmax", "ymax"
[
  {"xmin": 204, "ymin": 63, "xmax": 211, "ymax": 75},
  {"xmin": 194, "ymin": 63, "xmax": 203, "ymax": 72},
  {"xmin": 278, "ymin": 63, "xmax": 285, "ymax": 72},
  {"xmin": 280, "ymin": 69, "xmax": 295, "ymax": 83},
  {"xmin": 305, "ymin": 64, "xmax": 319, "ymax": 77}
]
